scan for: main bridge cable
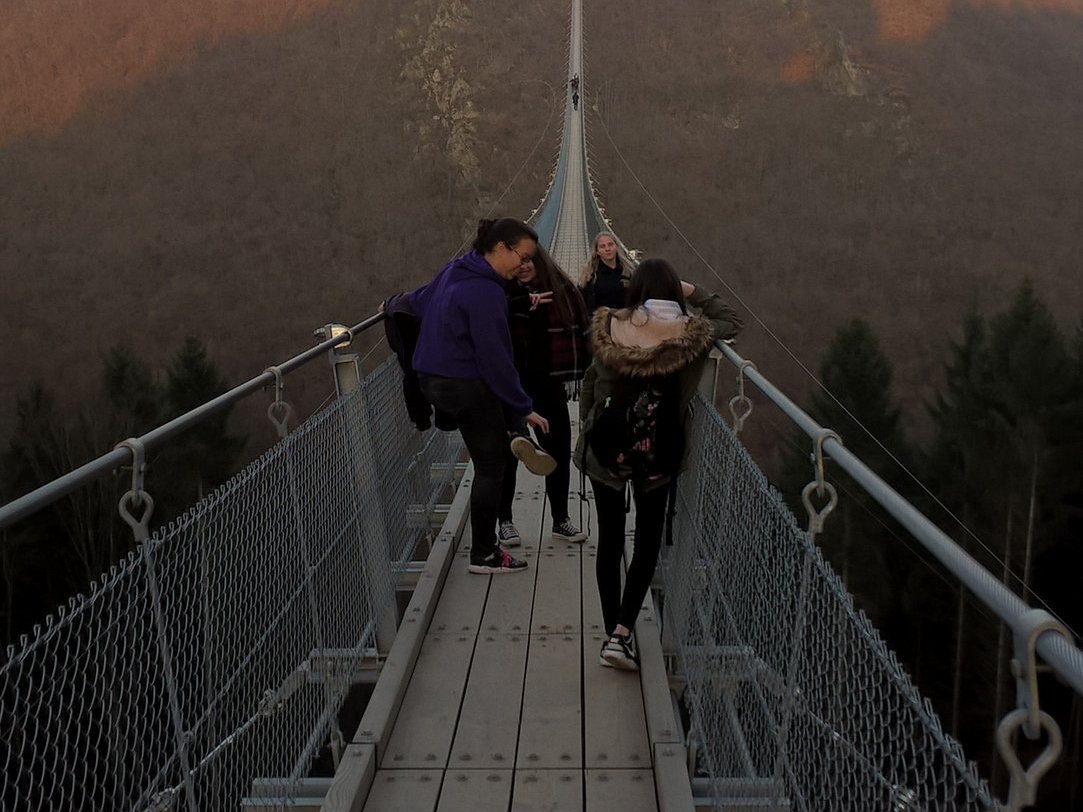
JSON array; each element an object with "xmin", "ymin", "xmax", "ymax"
[{"xmin": 591, "ymin": 110, "xmax": 1079, "ymax": 640}]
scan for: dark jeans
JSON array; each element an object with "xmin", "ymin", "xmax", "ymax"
[
  {"xmin": 419, "ymin": 375, "xmax": 507, "ymax": 561},
  {"xmin": 499, "ymin": 384, "xmax": 572, "ymax": 523},
  {"xmin": 591, "ymin": 477, "xmax": 669, "ymax": 635}
]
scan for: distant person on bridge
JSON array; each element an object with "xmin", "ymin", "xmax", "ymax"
[
  {"xmin": 572, "ymin": 91, "xmax": 579, "ymax": 110},
  {"xmin": 570, "ymin": 73, "xmax": 579, "ymax": 92},
  {"xmin": 410, "ymin": 218, "xmax": 557, "ymax": 575},
  {"xmin": 499, "ymin": 245, "xmax": 592, "ymax": 548},
  {"xmin": 579, "ymin": 231, "xmax": 629, "ymax": 312},
  {"xmin": 575, "ymin": 259, "xmax": 742, "ymax": 670}
]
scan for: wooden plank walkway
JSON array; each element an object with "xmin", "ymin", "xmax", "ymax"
[{"xmin": 325, "ymin": 410, "xmax": 693, "ymax": 812}]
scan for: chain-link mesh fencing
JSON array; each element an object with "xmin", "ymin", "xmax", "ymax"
[
  {"xmin": 0, "ymin": 359, "xmax": 463, "ymax": 811},
  {"xmin": 662, "ymin": 397, "xmax": 997, "ymax": 812}
]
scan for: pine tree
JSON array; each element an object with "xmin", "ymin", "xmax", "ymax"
[
  {"xmin": 1, "ymin": 338, "xmax": 246, "ymax": 646},
  {"xmin": 779, "ymin": 318, "xmax": 911, "ymax": 629},
  {"xmin": 102, "ymin": 345, "xmax": 160, "ymax": 432},
  {"xmin": 152, "ymin": 337, "xmax": 246, "ymax": 519},
  {"xmin": 924, "ymin": 282, "xmax": 1083, "ymax": 795}
]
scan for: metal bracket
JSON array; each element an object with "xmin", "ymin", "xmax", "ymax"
[
  {"xmin": 728, "ymin": 360, "xmax": 757, "ymax": 434},
  {"xmin": 258, "ymin": 650, "xmax": 371, "ymax": 716},
  {"xmin": 800, "ymin": 429, "xmax": 841, "ymax": 537},
  {"xmin": 115, "ymin": 438, "xmax": 154, "ymax": 543}
]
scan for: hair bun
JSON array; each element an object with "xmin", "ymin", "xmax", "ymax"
[{"xmin": 476, "ymin": 219, "xmax": 496, "ymax": 240}]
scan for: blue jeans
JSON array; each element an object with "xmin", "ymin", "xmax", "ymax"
[{"xmin": 419, "ymin": 376, "xmax": 508, "ymax": 561}]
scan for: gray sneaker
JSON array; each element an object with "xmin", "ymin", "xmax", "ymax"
[{"xmin": 498, "ymin": 520, "xmax": 521, "ymax": 547}]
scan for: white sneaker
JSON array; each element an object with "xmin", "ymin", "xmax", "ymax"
[
  {"xmin": 510, "ymin": 435, "xmax": 557, "ymax": 477},
  {"xmin": 600, "ymin": 634, "xmax": 639, "ymax": 671},
  {"xmin": 498, "ymin": 520, "xmax": 521, "ymax": 547}
]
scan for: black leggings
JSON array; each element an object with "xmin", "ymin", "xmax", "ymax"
[
  {"xmin": 419, "ymin": 376, "xmax": 507, "ymax": 560},
  {"xmin": 499, "ymin": 384, "xmax": 572, "ymax": 523},
  {"xmin": 590, "ymin": 477, "xmax": 669, "ymax": 635}
]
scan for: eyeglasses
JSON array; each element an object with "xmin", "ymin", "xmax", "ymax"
[{"xmin": 505, "ymin": 242, "xmax": 535, "ymax": 264}]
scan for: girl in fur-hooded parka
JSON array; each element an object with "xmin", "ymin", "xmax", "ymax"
[{"xmin": 574, "ymin": 258, "xmax": 742, "ymax": 670}]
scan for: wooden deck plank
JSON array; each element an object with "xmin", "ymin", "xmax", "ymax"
[
  {"xmin": 449, "ymin": 633, "xmax": 529, "ymax": 768},
  {"xmin": 381, "ymin": 634, "xmax": 475, "ymax": 767},
  {"xmin": 581, "ymin": 542, "xmax": 605, "ymax": 637},
  {"xmin": 636, "ymin": 592, "xmax": 683, "ymax": 748},
  {"xmin": 436, "ymin": 770, "xmax": 513, "ymax": 812},
  {"xmin": 429, "ymin": 543, "xmax": 489, "ymax": 634},
  {"xmin": 361, "ymin": 769, "xmax": 442, "ymax": 812},
  {"xmin": 517, "ymin": 634, "xmax": 583, "ymax": 769},
  {"xmin": 510, "ymin": 473, "xmax": 549, "ymax": 552},
  {"xmin": 582, "ymin": 632, "xmax": 652, "ymax": 769},
  {"xmin": 531, "ymin": 546, "xmax": 583, "ymax": 634},
  {"xmin": 511, "ymin": 769, "xmax": 583, "ymax": 812},
  {"xmin": 652, "ymin": 744, "xmax": 696, "ymax": 812},
  {"xmin": 479, "ymin": 480, "xmax": 545, "ymax": 632},
  {"xmin": 585, "ymin": 769, "xmax": 658, "ymax": 812}
]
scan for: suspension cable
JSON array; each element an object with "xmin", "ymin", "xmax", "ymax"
[{"xmin": 448, "ymin": 80, "xmax": 562, "ymax": 258}]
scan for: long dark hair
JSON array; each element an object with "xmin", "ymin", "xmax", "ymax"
[
  {"xmin": 526, "ymin": 245, "xmax": 586, "ymax": 324},
  {"xmin": 625, "ymin": 258, "xmax": 687, "ymax": 314},
  {"xmin": 472, "ymin": 218, "xmax": 538, "ymax": 253}
]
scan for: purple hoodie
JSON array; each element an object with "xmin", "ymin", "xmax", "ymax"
[{"xmin": 409, "ymin": 251, "xmax": 533, "ymax": 418}]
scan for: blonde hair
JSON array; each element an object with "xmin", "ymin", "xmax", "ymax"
[{"xmin": 579, "ymin": 231, "xmax": 618, "ymax": 286}]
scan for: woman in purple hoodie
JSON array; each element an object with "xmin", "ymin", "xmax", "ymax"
[{"xmin": 411, "ymin": 218, "xmax": 554, "ymax": 574}]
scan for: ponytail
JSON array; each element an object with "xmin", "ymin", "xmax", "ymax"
[{"xmin": 472, "ymin": 217, "xmax": 538, "ymax": 253}]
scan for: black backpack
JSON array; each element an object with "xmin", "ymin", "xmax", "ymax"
[{"xmin": 589, "ymin": 374, "xmax": 685, "ymax": 481}]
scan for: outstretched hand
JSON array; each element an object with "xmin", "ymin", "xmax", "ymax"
[{"xmin": 529, "ymin": 291, "xmax": 554, "ymax": 311}]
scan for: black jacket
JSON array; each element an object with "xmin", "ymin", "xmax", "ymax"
[{"xmin": 382, "ymin": 292, "xmax": 457, "ymax": 431}]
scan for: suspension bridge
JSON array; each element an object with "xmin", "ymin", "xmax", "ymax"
[{"xmin": 2, "ymin": 1, "xmax": 1082, "ymax": 810}]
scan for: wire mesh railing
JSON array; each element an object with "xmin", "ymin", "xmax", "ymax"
[
  {"xmin": 0, "ymin": 359, "xmax": 463, "ymax": 811},
  {"xmin": 664, "ymin": 395, "xmax": 998, "ymax": 811}
]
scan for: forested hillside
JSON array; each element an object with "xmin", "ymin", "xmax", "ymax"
[{"xmin": 0, "ymin": 0, "xmax": 563, "ymax": 442}]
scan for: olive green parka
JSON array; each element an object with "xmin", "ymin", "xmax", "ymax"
[{"xmin": 573, "ymin": 286, "xmax": 743, "ymax": 492}]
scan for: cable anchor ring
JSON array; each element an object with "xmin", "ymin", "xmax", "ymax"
[
  {"xmin": 995, "ymin": 709, "xmax": 1062, "ymax": 811},
  {"xmin": 728, "ymin": 360, "xmax": 757, "ymax": 434},
  {"xmin": 115, "ymin": 438, "xmax": 154, "ymax": 542},
  {"xmin": 265, "ymin": 365, "xmax": 293, "ymax": 439},
  {"xmin": 801, "ymin": 429, "xmax": 841, "ymax": 536}
]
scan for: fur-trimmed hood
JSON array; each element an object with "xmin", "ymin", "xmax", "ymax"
[{"xmin": 590, "ymin": 305, "xmax": 714, "ymax": 378}]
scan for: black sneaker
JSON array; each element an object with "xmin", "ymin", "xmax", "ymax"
[
  {"xmin": 600, "ymin": 633, "xmax": 639, "ymax": 671},
  {"xmin": 510, "ymin": 434, "xmax": 557, "ymax": 477},
  {"xmin": 498, "ymin": 520, "xmax": 522, "ymax": 547},
  {"xmin": 551, "ymin": 518, "xmax": 587, "ymax": 543},
  {"xmin": 467, "ymin": 546, "xmax": 529, "ymax": 574}
]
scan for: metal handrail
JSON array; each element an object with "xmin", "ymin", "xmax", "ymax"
[
  {"xmin": 715, "ymin": 340, "xmax": 1083, "ymax": 697},
  {"xmin": 0, "ymin": 312, "xmax": 387, "ymax": 530}
]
